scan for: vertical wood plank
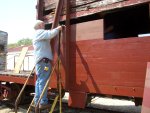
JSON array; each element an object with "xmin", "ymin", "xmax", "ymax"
[
  {"xmin": 65, "ymin": 0, "xmax": 71, "ymax": 90},
  {"xmin": 14, "ymin": 47, "xmax": 28, "ymax": 73},
  {"xmin": 142, "ymin": 62, "xmax": 150, "ymax": 113}
]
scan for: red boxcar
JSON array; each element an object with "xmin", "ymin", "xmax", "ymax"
[{"xmin": 1, "ymin": 0, "xmax": 150, "ymax": 109}]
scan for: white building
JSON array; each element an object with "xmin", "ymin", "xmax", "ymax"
[{"xmin": 7, "ymin": 45, "xmax": 34, "ymax": 71}]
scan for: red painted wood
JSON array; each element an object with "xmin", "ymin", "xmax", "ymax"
[
  {"xmin": 65, "ymin": 0, "xmax": 71, "ymax": 90},
  {"xmin": 0, "ymin": 75, "xmax": 34, "ymax": 86},
  {"xmin": 68, "ymin": 91, "xmax": 87, "ymax": 108},
  {"xmin": 71, "ymin": 20, "xmax": 103, "ymax": 41},
  {"xmin": 36, "ymin": 0, "xmax": 44, "ymax": 20},
  {"xmin": 142, "ymin": 62, "xmax": 150, "ymax": 113},
  {"xmin": 69, "ymin": 25, "xmax": 150, "ymax": 97}
]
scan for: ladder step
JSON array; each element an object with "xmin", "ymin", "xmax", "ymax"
[
  {"xmin": 30, "ymin": 93, "xmax": 35, "ymax": 96},
  {"xmin": 39, "ymin": 104, "xmax": 51, "ymax": 110},
  {"xmin": 31, "ymin": 104, "xmax": 35, "ymax": 108},
  {"xmin": 30, "ymin": 103, "xmax": 51, "ymax": 110}
]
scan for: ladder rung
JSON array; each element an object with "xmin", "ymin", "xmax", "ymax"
[
  {"xmin": 31, "ymin": 104, "xmax": 35, "ymax": 108},
  {"xmin": 39, "ymin": 104, "xmax": 51, "ymax": 110},
  {"xmin": 30, "ymin": 93, "xmax": 35, "ymax": 96},
  {"xmin": 30, "ymin": 103, "xmax": 51, "ymax": 109}
]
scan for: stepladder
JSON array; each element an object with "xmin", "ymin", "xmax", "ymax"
[
  {"xmin": 15, "ymin": 0, "xmax": 65, "ymax": 111},
  {"xmin": 27, "ymin": 56, "xmax": 63, "ymax": 113},
  {"xmin": 27, "ymin": 23, "xmax": 64, "ymax": 113}
]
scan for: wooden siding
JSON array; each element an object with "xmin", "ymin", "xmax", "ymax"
[
  {"xmin": 67, "ymin": 20, "xmax": 150, "ymax": 97},
  {"xmin": 48, "ymin": 18, "xmax": 150, "ymax": 98},
  {"xmin": 71, "ymin": 19, "xmax": 104, "ymax": 41},
  {"xmin": 44, "ymin": 0, "xmax": 124, "ymax": 10},
  {"xmin": 142, "ymin": 63, "xmax": 150, "ymax": 113},
  {"xmin": 38, "ymin": 0, "xmax": 150, "ymax": 98}
]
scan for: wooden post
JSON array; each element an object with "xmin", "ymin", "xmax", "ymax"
[
  {"xmin": 141, "ymin": 62, "xmax": 150, "ymax": 113},
  {"xmin": 36, "ymin": 0, "xmax": 44, "ymax": 20},
  {"xmin": 65, "ymin": 0, "xmax": 70, "ymax": 90}
]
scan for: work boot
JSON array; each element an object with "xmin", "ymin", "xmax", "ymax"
[
  {"xmin": 0, "ymin": 101, "xmax": 2, "ymax": 106},
  {"xmin": 39, "ymin": 104, "xmax": 50, "ymax": 109}
]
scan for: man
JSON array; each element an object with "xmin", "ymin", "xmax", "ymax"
[{"xmin": 33, "ymin": 20, "xmax": 63, "ymax": 108}]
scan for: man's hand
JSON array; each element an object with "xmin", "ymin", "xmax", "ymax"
[
  {"xmin": 57, "ymin": 25, "xmax": 65, "ymax": 31},
  {"xmin": 57, "ymin": 26, "xmax": 62, "ymax": 31}
]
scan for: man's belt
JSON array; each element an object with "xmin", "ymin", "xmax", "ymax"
[{"xmin": 41, "ymin": 58, "xmax": 50, "ymax": 63}]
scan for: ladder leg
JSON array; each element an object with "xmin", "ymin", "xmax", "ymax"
[
  {"xmin": 49, "ymin": 95, "xmax": 59, "ymax": 113},
  {"xmin": 59, "ymin": 85, "xmax": 62, "ymax": 113},
  {"xmin": 58, "ymin": 61, "xmax": 60, "ymax": 113},
  {"xmin": 15, "ymin": 66, "xmax": 35, "ymax": 113},
  {"xmin": 35, "ymin": 106, "xmax": 39, "ymax": 113},
  {"xmin": 27, "ymin": 96, "xmax": 35, "ymax": 113}
]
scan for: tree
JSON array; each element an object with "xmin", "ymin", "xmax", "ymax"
[
  {"xmin": 8, "ymin": 43, "xmax": 18, "ymax": 48},
  {"xmin": 17, "ymin": 38, "xmax": 32, "ymax": 46},
  {"xmin": 8, "ymin": 38, "xmax": 32, "ymax": 48}
]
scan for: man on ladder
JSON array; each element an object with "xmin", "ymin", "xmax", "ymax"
[{"xmin": 33, "ymin": 20, "xmax": 63, "ymax": 109}]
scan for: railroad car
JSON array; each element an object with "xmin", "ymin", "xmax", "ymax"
[
  {"xmin": 0, "ymin": 31, "xmax": 7, "ymax": 70},
  {"xmin": 1, "ymin": 0, "xmax": 150, "ymax": 109}
]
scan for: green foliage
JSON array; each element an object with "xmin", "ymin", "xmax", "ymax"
[
  {"xmin": 8, "ymin": 43, "xmax": 17, "ymax": 48},
  {"xmin": 17, "ymin": 38, "xmax": 32, "ymax": 46},
  {"xmin": 8, "ymin": 38, "xmax": 32, "ymax": 48}
]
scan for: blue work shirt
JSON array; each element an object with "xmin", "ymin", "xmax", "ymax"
[{"xmin": 32, "ymin": 28, "xmax": 59, "ymax": 64}]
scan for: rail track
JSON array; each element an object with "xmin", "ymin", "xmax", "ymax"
[{"xmin": 0, "ymin": 95, "xmax": 141, "ymax": 113}]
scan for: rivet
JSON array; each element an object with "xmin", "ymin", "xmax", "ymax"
[{"xmin": 132, "ymin": 88, "xmax": 135, "ymax": 92}]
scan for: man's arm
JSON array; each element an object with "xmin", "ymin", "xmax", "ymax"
[
  {"xmin": 35, "ymin": 26, "xmax": 63, "ymax": 41},
  {"xmin": 46, "ymin": 26, "xmax": 63, "ymax": 39}
]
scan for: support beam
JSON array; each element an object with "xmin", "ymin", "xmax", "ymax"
[
  {"xmin": 68, "ymin": 91, "xmax": 87, "ymax": 108},
  {"xmin": 65, "ymin": 0, "xmax": 70, "ymax": 90},
  {"xmin": 36, "ymin": 0, "xmax": 44, "ymax": 20},
  {"xmin": 141, "ymin": 62, "xmax": 150, "ymax": 113},
  {"xmin": 51, "ymin": 0, "xmax": 64, "ymax": 29},
  {"xmin": 50, "ymin": 0, "xmax": 64, "ymax": 53}
]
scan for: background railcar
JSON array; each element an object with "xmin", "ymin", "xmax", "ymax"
[
  {"xmin": 0, "ymin": 30, "xmax": 7, "ymax": 70},
  {"xmin": 0, "ymin": 0, "xmax": 150, "ymax": 109}
]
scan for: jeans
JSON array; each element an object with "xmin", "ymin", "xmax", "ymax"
[{"xmin": 34, "ymin": 60, "xmax": 51, "ymax": 105}]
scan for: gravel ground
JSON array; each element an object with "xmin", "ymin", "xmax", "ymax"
[{"xmin": 0, "ymin": 93, "xmax": 141, "ymax": 113}]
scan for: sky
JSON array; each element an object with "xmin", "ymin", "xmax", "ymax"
[{"xmin": 0, "ymin": 0, "xmax": 37, "ymax": 44}]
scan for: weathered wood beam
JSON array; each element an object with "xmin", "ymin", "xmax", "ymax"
[
  {"xmin": 51, "ymin": 0, "xmax": 64, "ymax": 28},
  {"xmin": 50, "ymin": 0, "xmax": 64, "ymax": 58},
  {"xmin": 45, "ymin": 0, "xmax": 150, "ymax": 23},
  {"xmin": 36, "ymin": 0, "xmax": 44, "ymax": 20},
  {"xmin": 71, "ymin": 0, "xmax": 124, "ymax": 12},
  {"xmin": 70, "ymin": 0, "xmax": 101, "ymax": 7},
  {"xmin": 45, "ymin": 0, "xmax": 125, "ymax": 11}
]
